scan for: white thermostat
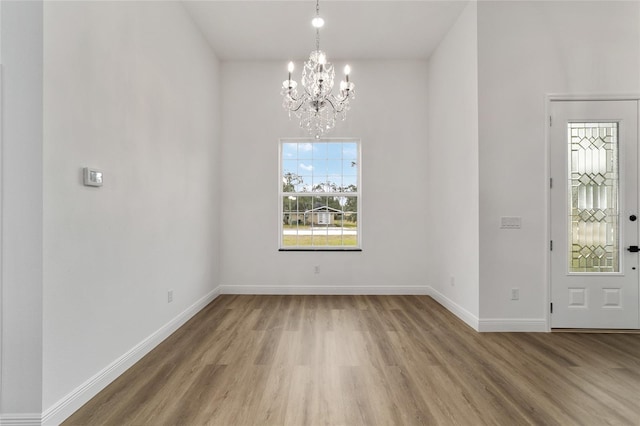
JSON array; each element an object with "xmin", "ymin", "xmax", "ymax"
[
  {"xmin": 83, "ymin": 167, "xmax": 103, "ymax": 187},
  {"xmin": 500, "ymin": 216, "xmax": 521, "ymax": 229}
]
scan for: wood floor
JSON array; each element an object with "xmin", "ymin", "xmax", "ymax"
[{"xmin": 64, "ymin": 295, "xmax": 640, "ymax": 425}]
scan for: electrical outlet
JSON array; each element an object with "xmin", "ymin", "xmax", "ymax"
[
  {"xmin": 314, "ymin": 265, "xmax": 320, "ymax": 274},
  {"xmin": 168, "ymin": 290, "xmax": 174, "ymax": 303},
  {"xmin": 511, "ymin": 288, "xmax": 519, "ymax": 300},
  {"xmin": 450, "ymin": 276, "xmax": 455, "ymax": 287}
]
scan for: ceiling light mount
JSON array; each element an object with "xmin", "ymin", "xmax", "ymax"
[
  {"xmin": 281, "ymin": 0, "xmax": 355, "ymax": 138},
  {"xmin": 311, "ymin": 16, "xmax": 324, "ymax": 28}
]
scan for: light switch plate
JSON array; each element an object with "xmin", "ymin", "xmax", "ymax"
[
  {"xmin": 500, "ymin": 216, "xmax": 521, "ymax": 229},
  {"xmin": 83, "ymin": 167, "xmax": 103, "ymax": 187}
]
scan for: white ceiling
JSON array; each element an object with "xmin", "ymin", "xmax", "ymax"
[{"xmin": 182, "ymin": 1, "xmax": 469, "ymax": 61}]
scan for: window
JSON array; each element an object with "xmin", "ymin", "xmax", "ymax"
[{"xmin": 280, "ymin": 139, "xmax": 361, "ymax": 250}]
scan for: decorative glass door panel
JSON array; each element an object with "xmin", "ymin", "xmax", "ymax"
[{"xmin": 568, "ymin": 122, "xmax": 619, "ymax": 273}]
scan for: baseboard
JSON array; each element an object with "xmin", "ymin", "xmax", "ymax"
[
  {"xmin": 426, "ymin": 286, "xmax": 480, "ymax": 331},
  {"xmin": 40, "ymin": 286, "xmax": 221, "ymax": 426},
  {"xmin": 0, "ymin": 413, "xmax": 42, "ymax": 426},
  {"xmin": 478, "ymin": 318, "xmax": 548, "ymax": 332},
  {"xmin": 219, "ymin": 284, "xmax": 429, "ymax": 295}
]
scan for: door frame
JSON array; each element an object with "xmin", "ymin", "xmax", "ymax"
[{"xmin": 546, "ymin": 94, "xmax": 640, "ymax": 331}]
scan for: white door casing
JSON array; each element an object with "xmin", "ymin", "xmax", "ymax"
[{"xmin": 550, "ymin": 100, "xmax": 639, "ymax": 329}]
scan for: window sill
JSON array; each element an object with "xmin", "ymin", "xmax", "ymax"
[{"xmin": 279, "ymin": 248, "xmax": 362, "ymax": 252}]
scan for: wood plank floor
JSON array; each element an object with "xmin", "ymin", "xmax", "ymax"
[{"xmin": 64, "ymin": 295, "xmax": 640, "ymax": 425}]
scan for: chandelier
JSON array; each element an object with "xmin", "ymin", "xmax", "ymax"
[{"xmin": 281, "ymin": 0, "xmax": 355, "ymax": 138}]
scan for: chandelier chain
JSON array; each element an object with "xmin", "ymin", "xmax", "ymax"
[{"xmin": 315, "ymin": 0, "xmax": 321, "ymax": 51}]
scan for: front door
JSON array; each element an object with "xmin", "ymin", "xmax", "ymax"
[{"xmin": 550, "ymin": 100, "xmax": 639, "ymax": 329}]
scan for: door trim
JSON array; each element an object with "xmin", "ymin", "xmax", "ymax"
[{"xmin": 546, "ymin": 94, "xmax": 640, "ymax": 331}]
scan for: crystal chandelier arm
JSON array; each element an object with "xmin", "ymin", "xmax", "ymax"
[
  {"xmin": 286, "ymin": 93, "xmax": 310, "ymax": 113},
  {"xmin": 289, "ymin": 101, "xmax": 306, "ymax": 113},
  {"xmin": 331, "ymin": 93, "xmax": 347, "ymax": 104},
  {"xmin": 328, "ymin": 93, "xmax": 352, "ymax": 113},
  {"xmin": 324, "ymin": 96, "xmax": 338, "ymax": 111},
  {"xmin": 282, "ymin": 82, "xmax": 308, "ymax": 106},
  {"xmin": 284, "ymin": 90, "xmax": 300, "ymax": 102}
]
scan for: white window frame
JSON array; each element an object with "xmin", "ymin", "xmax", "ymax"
[{"xmin": 279, "ymin": 138, "xmax": 362, "ymax": 251}]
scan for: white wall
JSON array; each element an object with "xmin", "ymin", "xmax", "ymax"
[
  {"xmin": 426, "ymin": 2, "xmax": 479, "ymax": 326},
  {"xmin": 477, "ymin": 1, "xmax": 640, "ymax": 327},
  {"xmin": 42, "ymin": 0, "xmax": 221, "ymax": 417},
  {"xmin": 220, "ymin": 60, "xmax": 429, "ymax": 293},
  {"xmin": 0, "ymin": 0, "xmax": 44, "ymax": 418}
]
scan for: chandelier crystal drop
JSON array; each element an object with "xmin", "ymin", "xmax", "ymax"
[{"xmin": 281, "ymin": 0, "xmax": 355, "ymax": 138}]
